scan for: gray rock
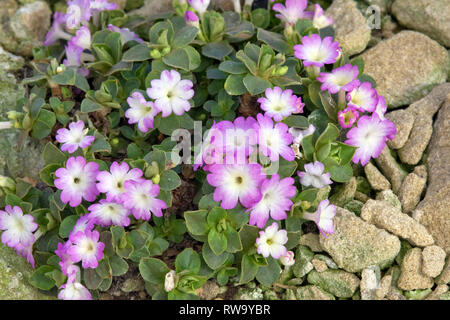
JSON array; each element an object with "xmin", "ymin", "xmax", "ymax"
[
  {"xmin": 364, "ymin": 162, "xmax": 390, "ymax": 191},
  {"xmin": 295, "ymin": 285, "xmax": 335, "ymax": 300},
  {"xmin": 326, "ymin": 0, "xmax": 371, "ymax": 56},
  {"xmin": 311, "ymin": 258, "xmax": 328, "ymax": 273},
  {"xmin": 129, "ymin": 0, "xmax": 172, "ymax": 17},
  {"xmin": 0, "ymin": 243, "xmax": 54, "ymax": 299},
  {"xmin": 391, "ymin": 0, "xmax": 450, "ymax": 47},
  {"xmin": 313, "ymin": 254, "xmax": 339, "ymax": 269},
  {"xmin": 374, "ymin": 146, "xmax": 407, "ymax": 194},
  {"xmin": 375, "ymin": 189, "xmax": 402, "ymax": 210},
  {"xmin": 362, "ymin": 0, "xmax": 392, "ymax": 14},
  {"xmin": 414, "ymin": 95, "xmax": 450, "ymax": 253},
  {"xmin": 421, "ymin": 245, "xmax": 446, "ymax": 278},
  {"xmin": 361, "ymin": 31, "xmax": 450, "ymax": 108},
  {"xmin": 307, "ymin": 269, "xmax": 360, "ymax": 298},
  {"xmin": 0, "ymin": 46, "xmax": 24, "ymax": 72},
  {"xmin": 398, "ymin": 248, "xmax": 434, "ymax": 291},
  {"xmin": 361, "ymin": 199, "xmax": 434, "ymax": 247},
  {"xmin": 319, "ymin": 207, "xmax": 401, "ymax": 273},
  {"xmin": 375, "ymin": 274, "xmax": 392, "ymax": 300},
  {"xmin": 407, "ymin": 83, "xmax": 450, "ymax": 117},
  {"xmin": 385, "ymin": 110, "xmax": 415, "ymax": 150},
  {"xmin": 292, "ymin": 245, "xmax": 314, "ymax": 278},
  {"xmin": 299, "ymin": 233, "xmax": 322, "ymax": 252},
  {"xmin": 0, "ymin": 1, "xmax": 51, "ymax": 56},
  {"xmin": 425, "ymin": 284, "xmax": 449, "ymax": 300},
  {"xmin": 398, "ymin": 116, "xmax": 433, "ymax": 165},
  {"xmin": 398, "ymin": 166, "xmax": 427, "ymax": 213},
  {"xmin": 360, "ymin": 265, "xmax": 381, "ymax": 300}
]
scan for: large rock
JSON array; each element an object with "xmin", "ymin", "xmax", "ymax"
[
  {"xmin": 325, "ymin": 0, "xmax": 371, "ymax": 56},
  {"xmin": 0, "ymin": 1, "xmax": 51, "ymax": 56},
  {"xmin": 373, "ymin": 146, "xmax": 407, "ymax": 194},
  {"xmin": 0, "ymin": 243, "xmax": 54, "ymax": 299},
  {"xmin": 319, "ymin": 207, "xmax": 401, "ymax": 273},
  {"xmin": 392, "ymin": 0, "xmax": 450, "ymax": 47},
  {"xmin": 414, "ymin": 95, "xmax": 450, "ymax": 253},
  {"xmin": 397, "ymin": 248, "xmax": 434, "ymax": 291},
  {"xmin": 295, "ymin": 285, "xmax": 335, "ymax": 300},
  {"xmin": 421, "ymin": 245, "xmax": 446, "ymax": 278},
  {"xmin": 397, "ymin": 166, "xmax": 427, "ymax": 213},
  {"xmin": 307, "ymin": 269, "xmax": 360, "ymax": 298},
  {"xmin": 361, "ymin": 31, "xmax": 450, "ymax": 108}
]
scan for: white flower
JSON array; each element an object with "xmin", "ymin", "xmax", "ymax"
[
  {"xmin": 256, "ymin": 222, "xmax": 288, "ymax": 259},
  {"xmin": 0, "ymin": 205, "xmax": 37, "ymax": 249},
  {"xmin": 188, "ymin": 0, "xmax": 210, "ymax": 15},
  {"xmin": 164, "ymin": 270, "xmax": 177, "ymax": 292},
  {"xmin": 303, "ymin": 199, "xmax": 336, "ymax": 237},
  {"xmin": 58, "ymin": 282, "xmax": 92, "ymax": 300},
  {"xmin": 297, "ymin": 161, "xmax": 332, "ymax": 188}
]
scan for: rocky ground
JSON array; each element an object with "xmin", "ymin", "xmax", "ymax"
[{"xmin": 0, "ymin": 0, "xmax": 449, "ymax": 300}]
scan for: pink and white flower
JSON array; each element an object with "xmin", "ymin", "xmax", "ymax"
[
  {"xmin": 63, "ymin": 42, "xmax": 83, "ymax": 68},
  {"xmin": 96, "ymin": 161, "xmax": 143, "ymax": 201},
  {"xmin": 258, "ymin": 87, "xmax": 303, "ymax": 122},
  {"xmin": 247, "ymin": 174, "xmax": 296, "ymax": 228},
  {"xmin": 373, "ymin": 95, "xmax": 387, "ymax": 120},
  {"xmin": 44, "ymin": 12, "xmax": 72, "ymax": 46},
  {"xmin": 69, "ymin": 214, "xmax": 95, "ymax": 242},
  {"xmin": 312, "ymin": 4, "xmax": 333, "ymax": 29},
  {"xmin": 120, "ymin": 180, "xmax": 166, "ymax": 220},
  {"xmin": 317, "ymin": 64, "xmax": 360, "ymax": 94},
  {"xmin": 289, "ymin": 123, "xmax": 315, "ymax": 145},
  {"xmin": 67, "ymin": 229, "xmax": 105, "ymax": 269},
  {"xmin": 294, "ymin": 34, "xmax": 339, "ymax": 68},
  {"xmin": 55, "ymin": 241, "xmax": 75, "ymax": 275},
  {"xmin": 58, "ymin": 281, "xmax": 92, "ymax": 300},
  {"xmin": 66, "ymin": 0, "xmax": 92, "ymax": 29},
  {"xmin": 194, "ymin": 121, "xmax": 226, "ymax": 170},
  {"xmin": 280, "ymin": 250, "xmax": 295, "ymax": 266},
  {"xmin": 347, "ymin": 82, "xmax": 378, "ymax": 113},
  {"xmin": 70, "ymin": 26, "xmax": 91, "ymax": 50},
  {"xmin": 88, "ymin": 200, "xmax": 130, "ymax": 227},
  {"xmin": 147, "ymin": 70, "xmax": 194, "ymax": 117},
  {"xmin": 273, "ymin": 0, "xmax": 313, "ymax": 26},
  {"xmin": 303, "ymin": 199, "xmax": 336, "ymax": 237},
  {"xmin": 338, "ymin": 106, "xmax": 359, "ymax": 129},
  {"xmin": 90, "ymin": 0, "xmax": 118, "ymax": 11},
  {"xmin": 56, "ymin": 120, "xmax": 95, "ymax": 154},
  {"xmin": 108, "ymin": 24, "xmax": 144, "ymax": 44},
  {"xmin": 255, "ymin": 114, "xmax": 295, "ymax": 162},
  {"xmin": 188, "ymin": 0, "xmax": 210, "ymax": 15},
  {"xmin": 184, "ymin": 10, "xmax": 199, "ymax": 27},
  {"xmin": 0, "ymin": 205, "xmax": 37, "ymax": 249},
  {"xmin": 256, "ymin": 222, "xmax": 288, "ymax": 259},
  {"xmin": 345, "ymin": 113, "xmax": 397, "ymax": 166},
  {"xmin": 206, "ymin": 163, "xmax": 265, "ymax": 209},
  {"xmin": 126, "ymin": 91, "xmax": 160, "ymax": 133},
  {"xmin": 15, "ymin": 242, "xmax": 36, "ymax": 268},
  {"xmin": 298, "ymin": 161, "xmax": 332, "ymax": 188},
  {"xmin": 54, "ymin": 157, "xmax": 100, "ymax": 207}
]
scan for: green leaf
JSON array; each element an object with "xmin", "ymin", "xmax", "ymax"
[
  {"xmin": 59, "ymin": 215, "xmax": 79, "ymax": 238},
  {"xmin": 122, "ymin": 44, "xmax": 151, "ymax": 62},
  {"xmin": 295, "ymin": 19, "xmax": 314, "ymax": 36},
  {"xmin": 358, "ymin": 74, "xmax": 377, "ymax": 88},
  {"xmin": 224, "ymin": 74, "xmax": 247, "ymax": 95},
  {"xmin": 90, "ymin": 132, "xmax": 111, "ymax": 153},
  {"xmin": 219, "ymin": 60, "xmax": 247, "ymax": 74},
  {"xmin": 239, "ymin": 224, "xmax": 259, "ymax": 253},
  {"xmin": 110, "ymin": 255, "xmax": 129, "ymax": 276},
  {"xmin": 32, "ymin": 109, "xmax": 56, "ymax": 139},
  {"xmin": 301, "ymin": 134, "xmax": 315, "ymax": 161},
  {"xmin": 175, "ymin": 248, "xmax": 201, "ymax": 274},
  {"xmin": 285, "ymin": 231, "xmax": 302, "ymax": 250},
  {"xmin": 159, "ymin": 170, "xmax": 181, "ymax": 191},
  {"xmin": 81, "ymin": 98, "xmax": 103, "ymax": 113},
  {"xmin": 207, "ymin": 207, "xmax": 227, "ymax": 227},
  {"xmin": 351, "ymin": 57, "xmax": 365, "ymax": 75},
  {"xmin": 208, "ymin": 228, "xmax": 227, "ymax": 256},
  {"xmin": 251, "ymin": 9, "xmax": 271, "ymax": 29},
  {"xmin": 277, "ymin": 157, "xmax": 298, "ymax": 178},
  {"xmin": 139, "ymin": 257, "xmax": 170, "ymax": 284},
  {"xmin": 202, "ymin": 41, "xmax": 233, "ymax": 60},
  {"xmin": 243, "ymin": 74, "xmax": 271, "ymax": 95},
  {"xmin": 83, "ymin": 268, "xmax": 103, "ymax": 290},
  {"xmin": 202, "ymin": 243, "xmax": 229, "ymax": 270},
  {"xmin": 30, "ymin": 266, "xmax": 56, "ymax": 290},
  {"xmin": 239, "ymin": 254, "xmax": 259, "ymax": 284},
  {"xmin": 315, "ymin": 123, "xmax": 340, "ymax": 150},
  {"xmin": 282, "ymin": 115, "xmax": 309, "ymax": 128},
  {"xmin": 184, "ymin": 210, "xmax": 209, "ymax": 235},
  {"xmin": 224, "ymin": 228, "xmax": 242, "ymax": 253},
  {"xmin": 257, "ymin": 28, "xmax": 289, "ymax": 54},
  {"xmin": 172, "ymin": 26, "xmax": 199, "ymax": 48},
  {"xmin": 162, "ymin": 46, "xmax": 201, "ymax": 71},
  {"xmin": 256, "ymin": 257, "xmax": 281, "ymax": 286},
  {"xmin": 43, "ymin": 142, "xmax": 66, "ymax": 165},
  {"xmin": 329, "ymin": 164, "xmax": 353, "ymax": 183}
]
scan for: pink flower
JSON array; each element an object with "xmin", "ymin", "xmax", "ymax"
[
  {"xmin": 345, "ymin": 113, "xmax": 397, "ymax": 166},
  {"xmin": 96, "ymin": 161, "xmax": 143, "ymax": 201},
  {"xmin": 90, "ymin": 0, "xmax": 118, "ymax": 11},
  {"xmin": 193, "ymin": 121, "xmax": 226, "ymax": 170},
  {"xmin": 56, "ymin": 120, "xmax": 95, "ymax": 154},
  {"xmin": 70, "ymin": 26, "xmax": 91, "ymax": 50},
  {"xmin": 44, "ymin": 12, "xmax": 71, "ymax": 46},
  {"xmin": 54, "ymin": 157, "xmax": 100, "ymax": 207},
  {"xmin": 69, "ymin": 214, "xmax": 95, "ymax": 242},
  {"xmin": 312, "ymin": 4, "xmax": 333, "ymax": 29},
  {"xmin": 88, "ymin": 200, "xmax": 130, "ymax": 227},
  {"xmin": 188, "ymin": 0, "xmax": 210, "ymax": 15},
  {"xmin": 347, "ymin": 82, "xmax": 378, "ymax": 113},
  {"xmin": 0, "ymin": 205, "xmax": 37, "ymax": 249},
  {"xmin": 108, "ymin": 24, "xmax": 144, "ymax": 44},
  {"xmin": 256, "ymin": 222, "xmax": 288, "ymax": 259},
  {"xmin": 15, "ymin": 242, "xmax": 36, "ymax": 268},
  {"xmin": 206, "ymin": 163, "xmax": 265, "ymax": 209},
  {"xmin": 373, "ymin": 95, "xmax": 387, "ymax": 120},
  {"xmin": 303, "ymin": 199, "xmax": 336, "ymax": 237},
  {"xmin": 317, "ymin": 64, "xmax": 360, "ymax": 94},
  {"xmin": 273, "ymin": 0, "xmax": 313, "ymax": 26},
  {"xmin": 294, "ymin": 34, "xmax": 339, "ymax": 68},
  {"xmin": 247, "ymin": 174, "xmax": 296, "ymax": 229},
  {"xmin": 66, "ymin": 0, "xmax": 92, "ymax": 29},
  {"xmin": 338, "ymin": 106, "xmax": 359, "ymax": 129},
  {"xmin": 255, "ymin": 114, "xmax": 295, "ymax": 162},
  {"xmin": 147, "ymin": 70, "xmax": 194, "ymax": 117},
  {"xmin": 258, "ymin": 87, "xmax": 303, "ymax": 122},
  {"xmin": 120, "ymin": 180, "xmax": 166, "ymax": 220},
  {"xmin": 126, "ymin": 91, "xmax": 160, "ymax": 133},
  {"xmin": 185, "ymin": 10, "xmax": 199, "ymax": 27},
  {"xmin": 58, "ymin": 282, "xmax": 92, "ymax": 300},
  {"xmin": 67, "ymin": 230, "xmax": 105, "ymax": 269},
  {"xmin": 280, "ymin": 250, "xmax": 295, "ymax": 266},
  {"xmin": 55, "ymin": 241, "xmax": 75, "ymax": 275},
  {"xmin": 63, "ymin": 42, "xmax": 83, "ymax": 67},
  {"xmin": 289, "ymin": 124, "xmax": 315, "ymax": 145},
  {"xmin": 298, "ymin": 161, "xmax": 332, "ymax": 188}
]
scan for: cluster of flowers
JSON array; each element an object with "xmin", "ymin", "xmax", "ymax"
[{"xmin": 44, "ymin": 0, "xmax": 143, "ymax": 74}]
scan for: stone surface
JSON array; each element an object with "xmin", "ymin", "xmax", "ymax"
[
  {"xmin": 425, "ymin": 285, "xmax": 449, "ymax": 300},
  {"xmin": 398, "ymin": 248, "xmax": 434, "ymax": 290},
  {"xmin": 361, "ymin": 200, "xmax": 434, "ymax": 247},
  {"xmin": 360, "ymin": 266, "xmax": 381, "ymax": 300},
  {"xmin": 329, "ymin": 177, "xmax": 356, "ymax": 206},
  {"xmin": 311, "ymin": 258, "xmax": 328, "ymax": 273},
  {"xmin": 414, "ymin": 96, "xmax": 450, "ymax": 253},
  {"xmin": 299, "ymin": 233, "xmax": 322, "ymax": 252},
  {"xmin": 421, "ymin": 245, "xmax": 446, "ymax": 278},
  {"xmin": 313, "ymin": 254, "xmax": 338, "ymax": 269},
  {"xmin": 398, "ymin": 166, "xmax": 427, "ymax": 213},
  {"xmin": 343, "ymin": 199, "xmax": 364, "ymax": 215},
  {"xmin": 292, "ymin": 245, "xmax": 314, "ymax": 278},
  {"xmin": 0, "ymin": 243, "xmax": 54, "ymax": 299},
  {"xmin": 436, "ymin": 257, "xmax": 450, "ymax": 285},
  {"xmin": 295, "ymin": 285, "xmax": 335, "ymax": 300},
  {"xmin": 375, "ymin": 189, "xmax": 402, "ymax": 210},
  {"xmin": 325, "ymin": 0, "xmax": 371, "ymax": 56},
  {"xmin": 374, "ymin": 146, "xmax": 407, "ymax": 194},
  {"xmin": 319, "ymin": 207, "xmax": 401, "ymax": 273},
  {"xmin": 407, "ymin": 83, "xmax": 450, "ymax": 117},
  {"xmin": 385, "ymin": 110, "xmax": 415, "ymax": 149},
  {"xmin": 307, "ymin": 269, "xmax": 360, "ymax": 298},
  {"xmin": 361, "ymin": 31, "xmax": 450, "ymax": 108},
  {"xmin": 0, "ymin": 1, "xmax": 51, "ymax": 56},
  {"xmin": 198, "ymin": 281, "xmax": 221, "ymax": 300},
  {"xmin": 364, "ymin": 162, "xmax": 390, "ymax": 191},
  {"xmin": 398, "ymin": 116, "xmax": 433, "ymax": 165},
  {"xmin": 391, "ymin": 0, "xmax": 450, "ymax": 47},
  {"xmin": 0, "ymin": 46, "xmax": 24, "ymax": 72},
  {"xmin": 375, "ymin": 274, "xmax": 392, "ymax": 300}
]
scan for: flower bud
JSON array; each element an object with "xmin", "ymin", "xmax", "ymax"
[
  {"xmin": 164, "ymin": 270, "xmax": 177, "ymax": 292},
  {"xmin": 7, "ymin": 111, "xmax": 23, "ymax": 120},
  {"xmin": 161, "ymin": 46, "xmax": 171, "ymax": 56},
  {"xmin": 280, "ymin": 251, "xmax": 295, "ymax": 266},
  {"xmin": 150, "ymin": 49, "xmax": 162, "ymax": 59},
  {"xmin": 300, "ymin": 201, "xmax": 311, "ymax": 210},
  {"xmin": 145, "ymin": 161, "xmax": 160, "ymax": 179},
  {"xmin": 152, "ymin": 174, "xmax": 161, "ymax": 185},
  {"xmin": 0, "ymin": 175, "xmax": 16, "ymax": 193}
]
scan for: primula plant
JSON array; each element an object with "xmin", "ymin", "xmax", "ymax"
[{"xmin": 0, "ymin": 0, "xmax": 397, "ymax": 300}]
